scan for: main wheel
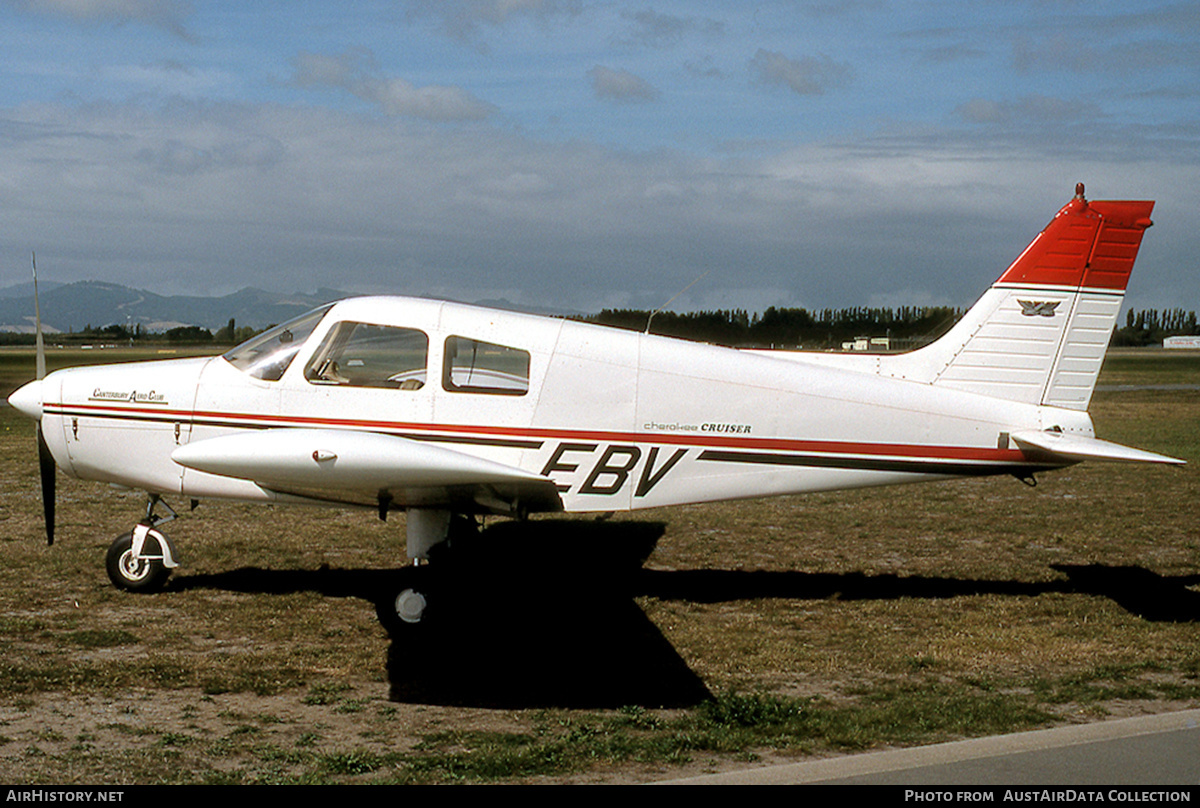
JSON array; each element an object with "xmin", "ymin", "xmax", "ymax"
[
  {"xmin": 376, "ymin": 586, "xmax": 430, "ymax": 637},
  {"xmin": 375, "ymin": 563, "xmax": 439, "ymax": 637},
  {"xmin": 106, "ymin": 531, "xmax": 171, "ymax": 593}
]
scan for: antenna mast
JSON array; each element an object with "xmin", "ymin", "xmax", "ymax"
[{"xmin": 646, "ymin": 271, "xmax": 710, "ymax": 334}]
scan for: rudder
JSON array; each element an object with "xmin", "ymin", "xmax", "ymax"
[{"xmin": 907, "ymin": 185, "xmax": 1154, "ymax": 410}]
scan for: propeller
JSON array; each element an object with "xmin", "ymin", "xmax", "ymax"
[
  {"xmin": 31, "ymin": 252, "xmax": 55, "ymax": 545},
  {"xmin": 37, "ymin": 423, "xmax": 55, "ymax": 545}
]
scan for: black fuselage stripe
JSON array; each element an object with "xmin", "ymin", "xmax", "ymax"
[{"xmin": 697, "ymin": 449, "xmax": 1053, "ymax": 476}]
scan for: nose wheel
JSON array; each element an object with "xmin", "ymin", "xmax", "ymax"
[
  {"xmin": 106, "ymin": 496, "xmax": 181, "ymax": 593},
  {"xmin": 106, "ymin": 530, "xmax": 172, "ymax": 592}
]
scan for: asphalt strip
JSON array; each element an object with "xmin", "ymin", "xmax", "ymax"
[{"xmin": 657, "ymin": 708, "xmax": 1200, "ymax": 785}]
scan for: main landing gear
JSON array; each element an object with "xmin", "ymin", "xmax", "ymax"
[
  {"xmin": 374, "ymin": 510, "xmax": 480, "ymax": 637},
  {"xmin": 106, "ymin": 495, "xmax": 181, "ymax": 593},
  {"xmin": 374, "ymin": 566, "xmax": 436, "ymax": 637}
]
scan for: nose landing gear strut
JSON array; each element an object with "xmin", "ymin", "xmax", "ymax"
[{"xmin": 105, "ymin": 495, "xmax": 181, "ymax": 593}]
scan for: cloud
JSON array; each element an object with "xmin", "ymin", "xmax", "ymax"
[
  {"xmin": 403, "ymin": 0, "xmax": 583, "ymax": 47},
  {"xmin": 588, "ymin": 65, "xmax": 661, "ymax": 103},
  {"xmin": 956, "ymin": 95, "xmax": 1102, "ymax": 126},
  {"xmin": 1013, "ymin": 35, "xmax": 1199, "ymax": 75},
  {"xmin": 3, "ymin": 94, "xmax": 1196, "ymax": 315},
  {"xmin": 369, "ymin": 77, "xmax": 494, "ymax": 121},
  {"xmin": 0, "ymin": 99, "xmax": 852, "ymax": 308},
  {"xmin": 1008, "ymin": 5, "xmax": 1200, "ymax": 75},
  {"xmin": 799, "ymin": 0, "xmax": 885, "ymax": 18},
  {"xmin": 916, "ymin": 44, "xmax": 988, "ymax": 65},
  {"xmin": 102, "ymin": 60, "xmax": 231, "ymax": 97},
  {"xmin": 617, "ymin": 9, "xmax": 725, "ymax": 49},
  {"xmin": 8, "ymin": 0, "xmax": 193, "ymax": 38},
  {"xmin": 133, "ymin": 134, "xmax": 285, "ymax": 175},
  {"xmin": 749, "ymin": 49, "xmax": 854, "ymax": 96},
  {"xmin": 291, "ymin": 49, "xmax": 495, "ymax": 121}
]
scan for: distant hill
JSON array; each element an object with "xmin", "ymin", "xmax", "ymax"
[
  {"xmin": 0, "ymin": 282, "xmax": 349, "ymax": 334},
  {"xmin": 0, "ymin": 282, "xmax": 582, "ymax": 335},
  {"xmin": 0, "ymin": 280, "xmax": 64, "ymax": 299}
]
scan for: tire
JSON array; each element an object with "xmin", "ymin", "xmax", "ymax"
[
  {"xmin": 106, "ymin": 531, "xmax": 171, "ymax": 593},
  {"xmin": 375, "ymin": 586, "xmax": 430, "ymax": 637},
  {"xmin": 375, "ymin": 563, "xmax": 438, "ymax": 637}
]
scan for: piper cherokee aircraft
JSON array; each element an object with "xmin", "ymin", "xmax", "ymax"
[{"xmin": 6, "ymin": 184, "xmax": 1183, "ymax": 633}]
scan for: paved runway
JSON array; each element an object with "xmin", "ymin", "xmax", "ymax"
[{"xmin": 660, "ymin": 709, "xmax": 1200, "ymax": 785}]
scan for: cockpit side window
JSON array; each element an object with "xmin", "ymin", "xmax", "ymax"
[
  {"xmin": 223, "ymin": 305, "xmax": 331, "ymax": 381},
  {"xmin": 305, "ymin": 322, "xmax": 429, "ymax": 389},
  {"xmin": 443, "ymin": 336, "xmax": 530, "ymax": 395}
]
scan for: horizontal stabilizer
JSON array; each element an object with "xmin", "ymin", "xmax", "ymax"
[
  {"xmin": 172, "ymin": 429, "xmax": 562, "ymax": 511},
  {"xmin": 1010, "ymin": 429, "xmax": 1185, "ymax": 465}
]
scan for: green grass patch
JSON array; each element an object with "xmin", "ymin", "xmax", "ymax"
[
  {"xmin": 61, "ymin": 629, "xmax": 139, "ymax": 648},
  {"xmin": 388, "ymin": 684, "xmax": 1055, "ymax": 783},
  {"xmin": 303, "ymin": 681, "xmax": 353, "ymax": 706}
]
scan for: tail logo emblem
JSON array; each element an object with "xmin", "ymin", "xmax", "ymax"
[{"xmin": 1018, "ymin": 300, "xmax": 1060, "ymax": 317}]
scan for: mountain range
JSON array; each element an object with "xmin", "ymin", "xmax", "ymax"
[{"xmin": 0, "ymin": 281, "xmax": 575, "ymax": 334}]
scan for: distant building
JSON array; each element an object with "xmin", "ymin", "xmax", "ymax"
[
  {"xmin": 1164, "ymin": 336, "xmax": 1200, "ymax": 349},
  {"xmin": 841, "ymin": 336, "xmax": 891, "ymax": 352}
]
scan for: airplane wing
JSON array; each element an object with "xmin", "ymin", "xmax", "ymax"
[
  {"xmin": 1010, "ymin": 429, "xmax": 1185, "ymax": 465},
  {"xmin": 171, "ymin": 428, "xmax": 563, "ymax": 515}
]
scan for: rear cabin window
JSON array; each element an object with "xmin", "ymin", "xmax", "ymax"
[
  {"xmin": 443, "ymin": 336, "xmax": 530, "ymax": 395},
  {"xmin": 305, "ymin": 322, "xmax": 429, "ymax": 389}
]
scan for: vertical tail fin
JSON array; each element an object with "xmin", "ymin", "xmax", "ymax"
[{"xmin": 896, "ymin": 185, "xmax": 1154, "ymax": 410}]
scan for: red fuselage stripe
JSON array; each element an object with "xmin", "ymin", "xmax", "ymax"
[{"xmin": 46, "ymin": 401, "xmax": 1031, "ymax": 464}]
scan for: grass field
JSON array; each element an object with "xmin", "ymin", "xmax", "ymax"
[{"xmin": 0, "ymin": 346, "xmax": 1197, "ymax": 784}]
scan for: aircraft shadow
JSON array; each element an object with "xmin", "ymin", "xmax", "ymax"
[
  {"xmin": 1049, "ymin": 564, "xmax": 1200, "ymax": 623},
  {"xmin": 174, "ymin": 519, "xmax": 713, "ymax": 709},
  {"xmin": 634, "ymin": 564, "xmax": 1200, "ymax": 622},
  {"xmin": 380, "ymin": 520, "xmax": 711, "ymax": 708},
  {"xmin": 173, "ymin": 520, "xmax": 1200, "ymax": 708}
]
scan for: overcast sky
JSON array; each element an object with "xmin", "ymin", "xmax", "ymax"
[{"xmin": 1, "ymin": 0, "xmax": 1197, "ymax": 314}]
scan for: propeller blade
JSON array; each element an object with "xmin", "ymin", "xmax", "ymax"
[
  {"xmin": 31, "ymin": 252, "xmax": 55, "ymax": 545},
  {"xmin": 37, "ymin": 424, "xmax": 56, "ymax": 546}
]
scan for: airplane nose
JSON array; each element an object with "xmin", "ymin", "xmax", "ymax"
[{"xmin": 8, "ymin": 379, "xmax": 43, "ymax": 420}]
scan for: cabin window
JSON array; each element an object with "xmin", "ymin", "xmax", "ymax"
[
  {"xmin": 305, "ymin": 322, "xmax": 429, "ymax": 389},
  {"xmin": 223, "ymin": 305, "xmax": 332, "ymax": 381},
  {"xmin": 442, "ymin": 336, "xmax": 530, "ymax": 395}
]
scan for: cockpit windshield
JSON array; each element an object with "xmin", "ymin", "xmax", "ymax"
[{"xmin": 222, "ymin": 305, "xmax": 332, "ymax": 381}]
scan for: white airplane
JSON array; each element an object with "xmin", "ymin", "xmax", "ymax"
[{"xmin": 7, "ymin": 184, "xmax": 1183, "ymax": 634}]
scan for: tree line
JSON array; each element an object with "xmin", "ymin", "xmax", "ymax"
[
  {"xmin": 1111, "ymin": 308, "xmax": 1200, "ymax": 347},
  {"xmin": 3, "ymin": 307, "xmax": 1197, "ymax": 350},
  {"xmin": 586, "ymin": 305, "xmax": 1200, "ymax": 350},
  {"xmin": 583, "ymin": 306, "xmax": 968, "ymax": 350},
  {"xmin": 0, "ymin": 318, "xmax": 259, "ymax": 347}
]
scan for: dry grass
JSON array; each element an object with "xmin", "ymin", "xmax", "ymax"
[{"xmin": 0, "ymin": 346, "xmax": 1197, "ymax": 783}]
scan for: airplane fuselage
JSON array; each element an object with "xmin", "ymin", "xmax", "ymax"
[{"xmin": 33, "ymin": 295, "xmax": 1088, "ymax": 517}]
